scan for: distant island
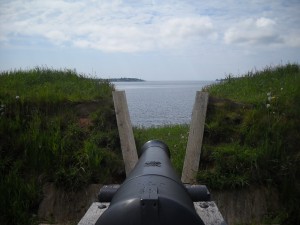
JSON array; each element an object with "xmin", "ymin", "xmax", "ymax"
[{"xmin": 108, "ymin": 78, "xmax": 145, "ymax": 82}]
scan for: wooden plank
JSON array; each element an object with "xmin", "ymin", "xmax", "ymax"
[
  {"xmin": 113, "ymin": 91, "xmax": 138, "ymax": 176},
  {"xmin": 181, "ymin": 91, "xmax": 209, "ymax": 184}
]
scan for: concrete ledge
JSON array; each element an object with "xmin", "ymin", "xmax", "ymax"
[{"xmin": 78, "ymin": 201, "xmax": 226, "ymax": 225}]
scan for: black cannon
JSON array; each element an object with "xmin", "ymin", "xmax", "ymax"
[{"xmin": 96, "ymin": 140, "xmax": 211, "ymax": 225}]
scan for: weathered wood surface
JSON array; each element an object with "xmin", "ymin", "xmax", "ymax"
[
  {"xmin": 181, "ymin": 91, "xmax": 209, "ymax": 184},
  {"xmin": 78, "ymin": 201, "xmax": 226, "ymax": 225},
  {"xmin": 195, "ymin": 201, "xmax": 227, "ymax": 225},
  {"xmin": 77, "ymin": 202, "xmax": 109, "ymax": 225},
  {"xmin": 112, "ymin": 91, "xmax": 138, "ymax": 176}
]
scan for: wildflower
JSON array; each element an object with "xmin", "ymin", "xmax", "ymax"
[
  {"xmin": 266, "ymin": 104, "xmax": 271, "ymax": 108},
  {"xmin": 16, "ymin": 96, "xmax": 20, "ymax": 100},
  {"xmin": 281, "ymin": 88, "xmax": 283, "ymax": 91},
  {"xmin": 267, "ymin": 92, "xmax": 271, "ymax": 97},
  {"xmin": 268, "ymin": 96, "xmax": 276, "ymax": 101}
]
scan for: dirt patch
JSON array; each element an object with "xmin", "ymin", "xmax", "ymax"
[{"xmin": 74, "ymin": 101, "xmax": 103, "ymax": 118}]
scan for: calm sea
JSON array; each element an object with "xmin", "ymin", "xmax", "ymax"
[{"xmin": 113, "ymin": 81, "xmax": 214, "ymax": 127}]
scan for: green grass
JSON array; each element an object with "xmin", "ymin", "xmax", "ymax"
[
  {"xmin": 0, "ymin": 67, "xmax": 124, "ymax": 225},
  {"xmin": 202, "ymin": 63, "xmax": 300, "ymax": 225},
  {"xmin": 134, "ymin": 125, "xmax": 189, "ymax": 175},
  {"xmin": 204, "ymin": 63, "xmax": 300, "ymax": 104},
  {"xmin": 0, "ymin": 67, "xmax": 112, "ymax": 103},
  {"xmin": 134, "ymin": 63, "xmax": 300, "ymax": 225}
]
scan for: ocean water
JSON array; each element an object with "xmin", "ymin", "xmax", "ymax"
[{"xmin": 113, "ymin": 81, "xmax": 214, "ymax": 127}]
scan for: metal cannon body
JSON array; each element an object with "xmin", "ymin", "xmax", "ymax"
[{"xmin": 96, "ymin": 140, "xmax": 209, "ymax": 225}]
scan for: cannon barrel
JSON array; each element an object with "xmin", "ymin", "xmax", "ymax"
[{"xmin": 96, "ymin": 140, "xmax": 207, "ymax": 225}]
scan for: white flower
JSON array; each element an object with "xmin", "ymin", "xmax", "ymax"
[
  {"xmin": 281, "ymin": 88, "xmax": 283, "ymax": 91},
  {"xmin": 268, "ymin": 96, "xmax": 272, "ymax": 101},
  {"xmin": 267, "ymin": 92, "xmax": 271, "ymax": 96},
  {"xmin": 16, "ymin": 96, "xmax": 20, "ymax": 99},
  {"xmin": 266, "ymin": 104, "xmax": 271, "ymax": 108}
]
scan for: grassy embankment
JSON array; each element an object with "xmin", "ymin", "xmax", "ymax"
[
  {"xmin": 0, "ymin": 64, "xmax": 299, "ymax": 224},
  {"xmin": 134, "ymin": 64, "xmax": 300, "ymax": 225},
  {"xmin": 0, "ymin": 68, "xmax": 124, "ymax": 225}
]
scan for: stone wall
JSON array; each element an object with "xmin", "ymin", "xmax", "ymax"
[
  {"xmin": 38, "ymin": 183, "xmax": 102, "ymax": 224},
  {"xmin": 212, "ymin": 186, "xmax": 279, "ymax": 225}
]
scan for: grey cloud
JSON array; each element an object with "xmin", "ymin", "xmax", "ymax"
[
  {"xmin": 224, "ymin": 17, "xmax": 285, "ymax": 46},
  {"xmin": 0, "ymin": 0, "xmax": 218, "ymax": 53},
  {"xmin": 1, "ymin": 0, "xmax": 299, "ymax": 53}
]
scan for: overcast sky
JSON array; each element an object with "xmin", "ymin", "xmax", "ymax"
[{"xmin": 0, "ymin": 0, "xmax": 299, "ymax": 80}]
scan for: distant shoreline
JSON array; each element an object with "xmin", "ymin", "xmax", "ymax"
[{"xmin": 109, "ymin": 78, "xmax": 145, "ymax": 82}]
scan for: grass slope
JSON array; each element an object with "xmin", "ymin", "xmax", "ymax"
[{"xmin": 0, "ymin": 68, "xmax": 124, "ymax": 225}]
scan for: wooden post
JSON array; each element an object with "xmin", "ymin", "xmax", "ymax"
[
  {"xmin": 113, "ymin": 91, "xmax": 138, "ymax": 176},
  {"xmin": 181, "ymin": 91, "xmax": 209, "ymax": 184}
]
